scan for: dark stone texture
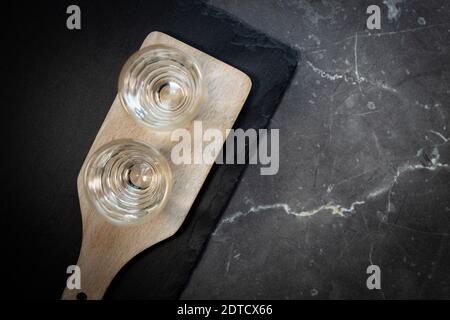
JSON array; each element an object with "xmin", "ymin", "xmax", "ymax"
[
  {"xmin": 182, "ymin": 0, "xmax": 450, "ymax": 299},
  {"xmin": 4, "ymin": 0, "xmax": 297, "ymax": 299}
]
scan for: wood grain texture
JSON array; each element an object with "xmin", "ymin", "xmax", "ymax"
[{"xmin": 61, "ymin": 31, "xmax": 251, "ymax": 300}]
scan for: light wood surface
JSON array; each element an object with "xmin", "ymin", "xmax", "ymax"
[{"xmin": 61, "ymin": 31, "xmax": 251, "ymax": 300}]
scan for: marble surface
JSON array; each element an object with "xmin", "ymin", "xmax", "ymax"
[{"xmin": 182, "ymin": 0, "xmax": 450, "ymax": 299}]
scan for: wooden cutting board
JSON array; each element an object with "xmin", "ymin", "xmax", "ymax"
[{"xmin": 61, "ymin": 31, "xmax": 251, "ymax": 300}]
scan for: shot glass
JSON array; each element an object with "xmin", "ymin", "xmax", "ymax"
[
  {"xmin": 83, "ymin": 139, "xmax": 172, "ymax": 225},
  {"xmin": 118, "ymin": 44, "xmax": 204, "ymax": 130}
]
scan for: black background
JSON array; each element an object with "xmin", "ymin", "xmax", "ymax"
[{"xmin": 3, "ymin": 0, "xmax": 297, "ymax": 299}]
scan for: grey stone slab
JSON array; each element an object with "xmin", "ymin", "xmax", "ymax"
[{"xmin": 182, "ymin": 0, "xmax": 450, "ymax": 299}]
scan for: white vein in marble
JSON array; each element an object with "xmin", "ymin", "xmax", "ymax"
[{"xmin": 215, "ymin": 145, "xmax": 449, "ymax": 234}]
